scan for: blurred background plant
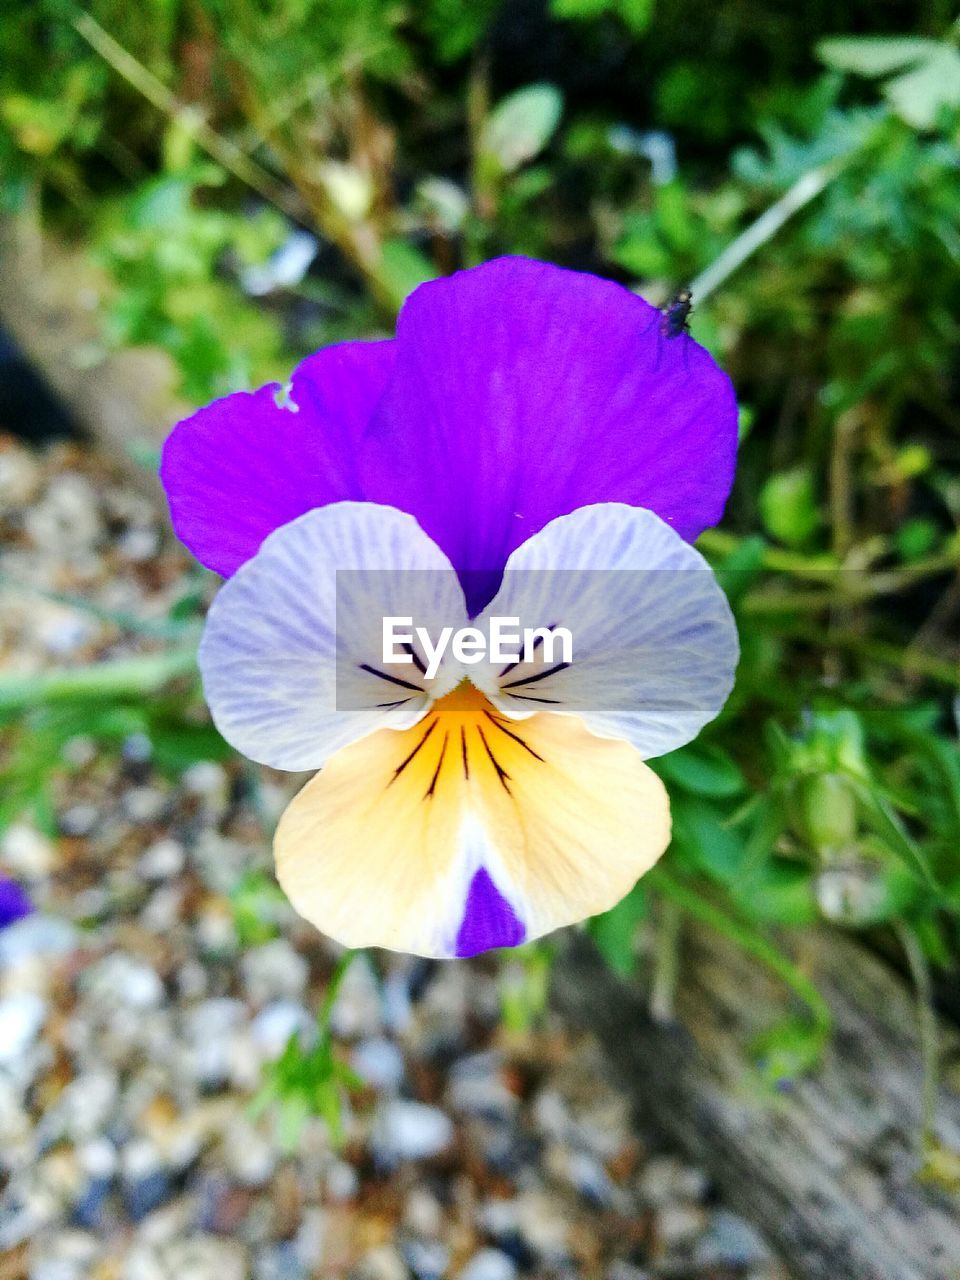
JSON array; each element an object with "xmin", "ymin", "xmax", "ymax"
[{"xmin": 1, "ymin": 0, "xmax": 959, "ymax": 1162}]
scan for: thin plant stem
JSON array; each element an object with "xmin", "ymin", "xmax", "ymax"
[
  {"xmin": 0, "ymin": 647, "xmax": 198, "ymax": 713},
  {"xmin": 700, "ymin": 526, "xmax": 957, "ymax": 588},
  {"xmin": 696, "ymin": 528, "xmax": 841, "ymax": 578},
  {"xmin": 894, "ymin": 920, "xmax": 939, "ymax": 1155},
  {"xmin": 784, "ymin": 623, "xmax": 960, "ymax": 688},
  {"xmin": 689, "ymin": 160, "xmax": 846, "ymax": 304},
  {"xmin": 650, "ymin": 867, "xmax": 832, "ymax": 1043},
  {"xmin": 317, "ymin": 948, "xmax": 360, "ymax": 1043},
  {"xmin": 649, "ymin": 897, "xmax": 682, "ymax": 1023},
  {"xmin": 73, "ymin": 12, "xmax": 302, "ymax": 219}
]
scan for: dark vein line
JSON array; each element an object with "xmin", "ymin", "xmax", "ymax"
[
  {"xmin": 400, "ymin": 640, "xmax": 427, "ymax": 676},
  {"xmin": 482, "ymin": 710, "xmax": 545, "ymax": 761},
  {"xmin": 358, "ymin": 662, "xmax": 424, "ymax": 693},
  {"xmin": 425, "ymin": 732, "xmax": 448, "ymax": 799},
  {"xmin": 501, "ymin": 660, "xmax": 570, "ymax": 690},
  {"xmin": 498, "ymin": 623, "xmax": 560, "ymax": 678},
  {"xmin": 389, "ymin": 718, "xmax": 437, "ymax": 784},
  {"xmin": 505, "ymin": 693, "xmax": 562, "ymax": 704},
  {"xmin": 476, "ymin": 725, "xmax": 512, "ymax": 793},
  {"xmin": 376, "ymin": 698, "xmax": 412, "ymax": 708},
  {"xmin": 460, "ymin": 726, "xmax": 470, "ymax": 780}
]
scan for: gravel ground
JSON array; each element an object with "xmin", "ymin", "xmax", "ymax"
[{"xmin": 0, "ymin": 436, "xmax": 786, "ymax": 1280}]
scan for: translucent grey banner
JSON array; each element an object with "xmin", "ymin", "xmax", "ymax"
[{"xmin": 334, "ymin": 568, "xmax": 740, "ymax": 716}]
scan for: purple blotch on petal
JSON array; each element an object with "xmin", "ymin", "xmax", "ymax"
[
  {"xmin": 159, "ymin": 339, "xmax": 395, "ymax": 578},
  {"xmin": 0, "ymin": 877, "xmax": 32, "ymax": 930},
  {"xmin": 455, "ymin": 867, "xmax": 525, "ymax": 957}
]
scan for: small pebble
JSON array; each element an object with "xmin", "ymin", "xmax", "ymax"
[
  {"xmin": 1, "ymin": 822, "xmax": 56, "ymax": 877},
  {"xmin": 80, "ymin": 954, "xmax": 164, "ymax": 1011},
  {"xmin": 122, "ymin": 787, "xmax": 167, "ymax": 825},
  {"xmin": 330, "ymin": 957, "xmax": 382, "ymax": 1038},
  {"xmin": 0, "ymin": 993, "xmax": 46, "ymax": 1064},
  {"xmin": 448, "ymin": 1052, "xmax": 518, "ymax": 1119},
  {"xmin": 637, "ymin": 1154, "xmax": 708, "ymax": 1207},
  {"xmin": 240, "ymin": 939, "xmax": 309, "ymax": 1006},
  {"xmin": 325, "ymin": 1160, "xmax": 359, "ymax": 1203},
  {"xmin": 221, "ymin": 1118, "xmax": 277, "ymax": 1187},
  {"xmin": 402, "ymin": 1186, "xmax": 444, "ymax": 1238},
  {"xmin": 61, "ymin": 735, "xmax": 96, "ymax": 767},
  {"xmin": 255, "ymin": 1242, "xmax": 306, "ymax": 1280},
  {"xmin": 122, "ymin": 732, "xmax": 154, "ymax": 765},
  {"xmin": 0, "ymin": 914, "xmax": 77, "ymax": 966},
  {"xmin": 352, "ymin": 1036, "xmax": 405, "ymax": 1091},
  {"xmin": 371, "ymin": 1100, "xmax": 454, "ymax": 1164},
  {"xmin": 48, "ymin": 1072, "xmax": 119, "ymax": 1141},
  {"xmin": 458, "ymin": 1250, "xmax": 518, "ymax": 1280},
  {"xmin": 402, "ymin": 1238, "xmax": 450, "ymax": 1280},
  {"xmin": 121, "ymin": 1139, "xmax": 170, "ymax": 1222},
  {"xmin": 250, "ymin": 1001, "xmax": 313, "ymax": 1057},
  {"xmin": 351, "ymin": 1244, "xmax": 409, "ymax": 1280},
  {"xmin": 655, "ymin": 1203, "xmax": 709, "ymax": 1251},
  {"xmin": 60, "ymin": 804, "xmax": 99, "ymax": 837},
  {"xmin": 0, "ymin": 446, "xmax": 41, "ymax": 508},
  {"xmin": 694, "ymin": 1209, "xmax": 772, "ymax": 1269},
  {"xmin": 119, "ymin": 527, "xmax": 160, "ymax": 561},
  {"xmin": 605, "ymin": 1264, "xmax": 651, "ymax": 1280},
  {"xmin": 123, "ymin": 1235, "xmax": 247, "ymax": 1280}
]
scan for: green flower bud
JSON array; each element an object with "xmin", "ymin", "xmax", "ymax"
[{"xmin": 799, "ymin": 772, "xmax": 857, "ymax": 852}]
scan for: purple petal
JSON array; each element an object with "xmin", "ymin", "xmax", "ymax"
[
  {"xmin": 160, "ymin": 340, "xmax": 395, "ymax": 577},
  {"xmin": 455, "ymin": 867, "xmax": 526, "ymax": 957},
  {"xmin": 0, "ymin": 877, "xmax": 32, "ymax": 929},
  {"xmin": 361, "ymin": 257, "xmax": 737, "ymax": 613}
]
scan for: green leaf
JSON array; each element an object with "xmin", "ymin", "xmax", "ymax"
[
  {"xmin": 481, "ymin": 84, "xmax": 564, "ymax": 175},
  {"xmin": 379, "ymin": 239, "xmax": 439, "ymax": 311},
  {"xmin": 884, "ymin": 46, "xmax": 960, "ymax": 130},
  {"xmin": 231, "ymin": 871, "xmax": 290, "ymax": 947},
  {"xmin": 671, "ymin": 798, "xmax": 748, "ymax": 884},
  {"xmin": 816, "ymin": 36, "xmax": 960, "ymax": 130},
  {"xmin": 418, "ymin": 0, "xmax": 501, "ymax": 62},
  {"xmin": 588, "ymin": 883, "xmax": 647, "ymax": 976},
  {"xmin": 759, "ymin": 465, "xmax": 821, "ymax": 548},
  {"xmin": 712, "ymin": 535, "xmax": 767, "ymax": 603},
  {"xmin": 657, "ymin": 745, "xmax": 747, "ymax": 798},
  {"xmin": 149, "ymin": 722, "xmax": 232, "ymax": 775},
  {"xmin": 752, "ymin": 1015, "xmax": 827, "ymax": 1085},
  {"xmin": 733, "ymin": 857, "xmax": 819, "ymax": 926},
  {"xmin": 848, "ymin": 777, "xmax": 939, "ymax": 891},
  {"xmin": 816, "ymin": 36, "xmax": 939, "ymax": 78},
  {"xmin": 551, "ymin": 0, "xmax": 654, "ymax": 35},
  {"xmin": 277, "ymin": 1094, "xmax": 311, "ymax": 1153}
]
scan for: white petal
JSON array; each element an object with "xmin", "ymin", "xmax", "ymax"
[
  {"xmin": 473, "ymin": 503, "xmax": 739, "ymax": 758},
  {"xmin": 199, "ymin": 502, "xmax": 468, "ymax": 770}
]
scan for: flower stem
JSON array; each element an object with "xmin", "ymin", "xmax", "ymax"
[
  {"xmin": 72, "ymin": 13, "xmax": 300, "ymax": 218},
  {"xmin": 0, "ymin": 647, "xmax": 198, "ymax": 713},
  {"xmin": 649, "ymin": 896, "xmax": 682, "ymax": 1023},
  {"xmin": 894, "ymin": 920, "xmax": 939, "ymax": 1156},
  {"xmin": 689, "ymin": 159, "xmax": 847, "ymax": 303},
  {"xmin": 317, "ymin": 948, "xmax": 361, "ymax": 1043},
  {"xmin": 650, "ymin": 867, "xmax": 832, "ymax": 1044}
]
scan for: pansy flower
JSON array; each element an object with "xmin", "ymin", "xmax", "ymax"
[
  {"xmin": 161, "ymin": 257, "xmax": 739, "ymax": 958},
  {"xmin": 0, "ymin": 876, "xmax": 32, "ymax": 930}
]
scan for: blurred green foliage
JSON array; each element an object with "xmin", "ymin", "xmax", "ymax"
[{"xmin": 1, "ymin": 0, "xmax": 959, "ymax": 1122}]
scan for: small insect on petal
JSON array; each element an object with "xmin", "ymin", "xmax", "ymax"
[{"xmin": 660, "ymin": 287, "xmax": 693, "ymax": 339}]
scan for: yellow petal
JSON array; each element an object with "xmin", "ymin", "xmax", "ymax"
[{"xmin": 274, "ymin": 683, "xmax": 671, "ymax": 958}]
